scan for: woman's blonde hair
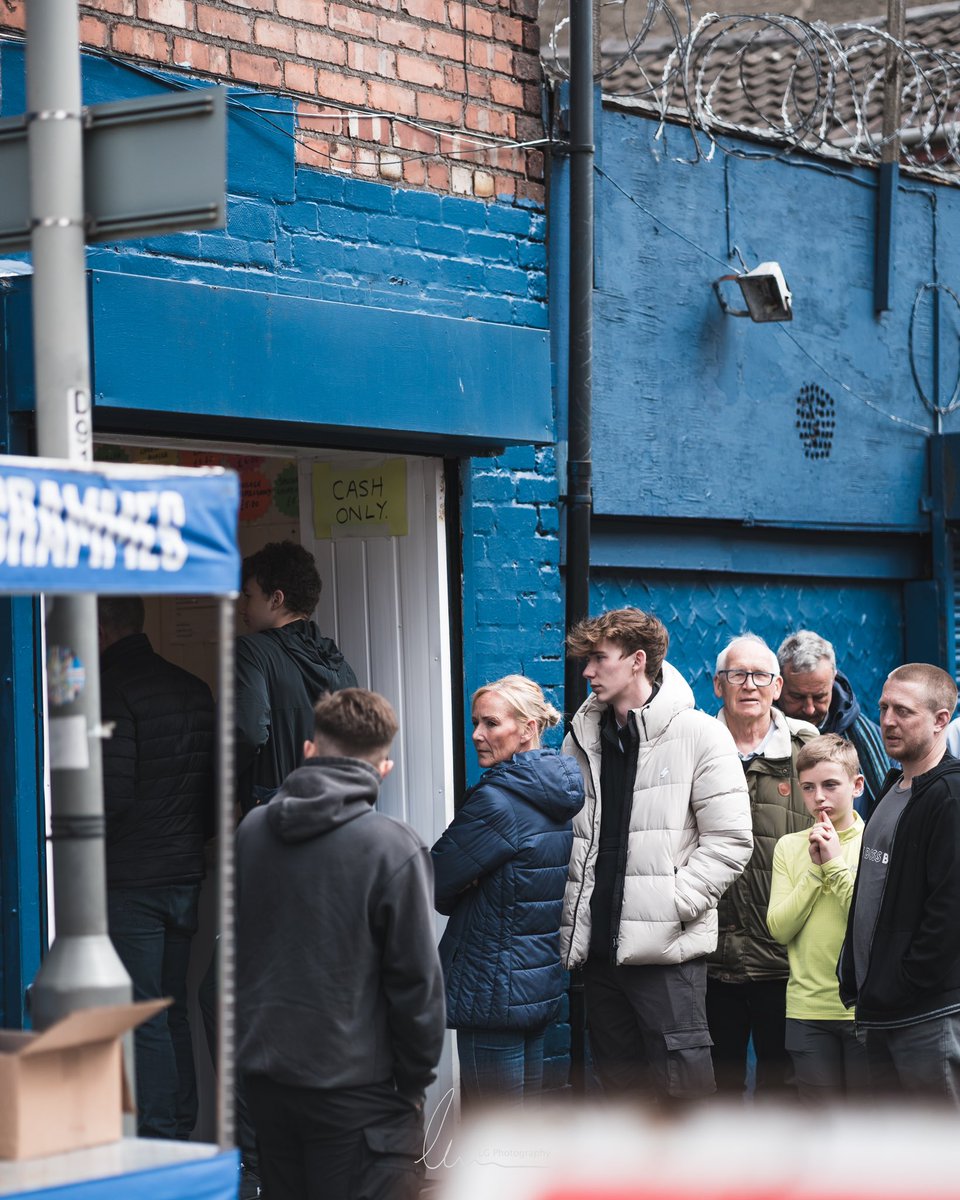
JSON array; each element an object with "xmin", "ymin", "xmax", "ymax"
[{"xmin": 472, "ymin": 674, "xmax": 561, "ymax": 740}]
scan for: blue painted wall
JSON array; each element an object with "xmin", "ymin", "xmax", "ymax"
[
  {"xmin": 0, "ymin": 294, "xmax": 44, "ymax": 1029},
  {"xmin": 591, "ymin": 571, "xmax": 904, "ymax": 717},
  {"xmin": 591, "ymin": 109, "xmax": 960, "ymax": 533},
  {"xmin": 557, "ymin": 102, "xmax": 960, "ymax": 725},
  {"xmin": 0, "ymin": 45, "xmax": 548, "ymax": 326},
  {"xmin": 462, "ymin": 444, "xmax": 565, "ymax": 769}
]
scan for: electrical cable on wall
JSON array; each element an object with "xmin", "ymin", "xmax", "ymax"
[{"xmin": 594, "ymin": 159, "xmax": 934, "ymax": 435}]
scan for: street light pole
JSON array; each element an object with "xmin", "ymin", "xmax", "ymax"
[{"xmin": 25, "ymin": 0, "xmax": 131, "ymax": 1028}]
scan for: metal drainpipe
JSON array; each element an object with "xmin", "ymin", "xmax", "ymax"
[
  {"xmin": 24, "ymin": 1, "xmax": 132, "ymax": 1028},
  {"xmin": 874, "ymin": 0, "xmax": 905, "ymax": 312},
  {"xmin": 564, "ymin": 0, "xmax": 594, "ymax": 1096}
]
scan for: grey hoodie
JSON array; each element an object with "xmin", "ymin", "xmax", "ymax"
[{"xmin": 236, "ymin": 756, "xmax": 445, "ymax": 1094}]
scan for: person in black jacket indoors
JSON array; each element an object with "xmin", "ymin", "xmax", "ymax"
[
  {"xmin": 99, "ymin": 595, "xmax": 215, "ymax": 1139},
  {"xmin": 431, "ymin": 675, "xmax": 585, "ymax": 1106},
  {"xmin": 235, "ymin": 540, "xmax": 357, "ymax": 814},
  {"xmin": 237, "ymin": 689, "xmax": 445, "ymax": 1200},
  {"xmin": 838, "ymin": 663, "xmax": 960, "ymax": 1103}
]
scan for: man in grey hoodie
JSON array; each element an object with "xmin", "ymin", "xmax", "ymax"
[
  {"xmin": 236, "ymin": 688, "xmax": 445, "ymax": 1200},
  {"xmin": 207, "ymin": 541, "xmax": 358, "ymax": 1194}
]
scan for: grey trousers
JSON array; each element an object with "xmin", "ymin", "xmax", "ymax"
[
  {"xmin": 863, "ymin": 1012, "xmax": 960, "ymax": 1105},
  {"xmin": 583, "ymin": 957, "xmax": 715, "ymax": 1101},
  {"xmin": 784, "ymin": 1018, "xmax": 869, "ymax": 1105}
]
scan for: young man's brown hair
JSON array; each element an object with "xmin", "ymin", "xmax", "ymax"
[
  {"xmin": 887, "ymin": 664, "xmax": 958, "ymax": 718},
  {"xmin": 311, "ymin": 688, "xmax": 398, "ymax": 764},
  {"xmin": 566, "ymin": 607, "xmax": 669, "ymax": 681},
  {"xmin": 796, "ymin": 732, "xmax": 862, "ymax": 780}
]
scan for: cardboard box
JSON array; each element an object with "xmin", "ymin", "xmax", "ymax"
[{"xmin": 0, "ymin": 999, "xmax": 169, "ymax": 1160}]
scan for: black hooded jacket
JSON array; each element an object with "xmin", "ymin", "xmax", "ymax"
[
  {"xmin": 838, "ymin": 754, "xmax": 960, "ymax": 1026},
  {"xmin": 100, "ymin": 633, "xmax": 215, "ymax": 887},
  {"xmin": 235, "ymin": 619, "xmax": 357, "ymax": 811},
  {"xmin": 236, "ymin": 757, "xmax": 446, "ymax": 1094}
]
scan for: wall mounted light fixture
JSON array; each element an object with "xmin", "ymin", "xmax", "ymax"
[{"xmin": 714, "ymin": 261, "xmax": 793, "ymax": 323}]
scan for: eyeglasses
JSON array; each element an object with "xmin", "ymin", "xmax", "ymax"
[{"xmin": 718, "ymin": 669, "xmax": 777, "ymax": 687}]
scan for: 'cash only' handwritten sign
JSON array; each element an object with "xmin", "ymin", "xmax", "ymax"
[{"xmin": 313, "ymin": 459, "xmax": 408, "ymax": 539}]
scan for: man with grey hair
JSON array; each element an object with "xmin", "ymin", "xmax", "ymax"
[
  {"xmin": 708, "ymin": 633, "xmax": 818, "ymax": 1096},
  {"xmin": 777, "ymin": 629, "xmax": 889, "ymax": 818}
]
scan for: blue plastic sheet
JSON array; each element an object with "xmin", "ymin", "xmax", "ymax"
[
  {"xmin": 0, "ymin": 456, "xmax": 240, "ymax": 596},
  {"xmin": 0, "ymin": 1148, "xmax": 239, "ymax": 1200}
]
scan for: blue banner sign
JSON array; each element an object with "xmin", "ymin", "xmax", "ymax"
[{"xmin": 0, "ymin": 456, "xmax": 240, "ymax": 595}]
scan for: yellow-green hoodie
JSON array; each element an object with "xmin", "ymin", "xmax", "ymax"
[{"xmin": 767, "ymin": 812, "xmax": 864, "ymax": 1020}]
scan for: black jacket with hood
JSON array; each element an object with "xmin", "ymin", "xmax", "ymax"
[
  {"xmin": 838, "ymin": 754, "xmax": 960, "ymax": 1026},
  {"xmin": 100, "ymin": 632, "xmax": 215, "ymax": 888},
  {"xmin": 236, "ymin": 756, "xmax": 446, "ymax": 1095},
  {"xmin": 235, "ymin": 619, "xmax": 357, "ymax": 811}
]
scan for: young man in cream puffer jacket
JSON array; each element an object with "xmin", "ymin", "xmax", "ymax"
[{"xmin": 561, "ymin": 608, "xmax": 753, "ymax": 1103}]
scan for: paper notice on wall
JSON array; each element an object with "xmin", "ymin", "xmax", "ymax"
[
  {"xmin": 166, "ymin": 596, "xmax": 220, "ymax": 646},
  {"xmin": 313, "ymin": 459, "xmax": 407, "ymax": 539}
]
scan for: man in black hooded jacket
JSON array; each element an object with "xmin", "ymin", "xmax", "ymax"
[
  {"xmin": 236, "ymin": 540, "xmax": 357, "ymax": 814},
  {"xmin": 838, "ymin": 663, "xmax": 960, "ymax": 1102},
  {"xmin": 236, "ymin": 688, "xmax": 445, "ymax": 1200}
]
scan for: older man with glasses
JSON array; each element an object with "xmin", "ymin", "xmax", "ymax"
[{"xmin": 707, "ymin": 634, "xmax": 819, "ymax": 1097}]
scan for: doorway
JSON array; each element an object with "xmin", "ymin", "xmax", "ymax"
[{"xmin": 87, "ymin": 435, "xmax": 458, "ymax": 1139}]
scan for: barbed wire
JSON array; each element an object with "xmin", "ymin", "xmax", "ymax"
[{"xmin": 542, "ymin": 1, "xmax": 960, "ymax": 180}]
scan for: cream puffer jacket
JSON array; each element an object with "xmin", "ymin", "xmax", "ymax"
[{"xmin": 560, "ymin": 662, "xmax": 753, "ymax": 968}]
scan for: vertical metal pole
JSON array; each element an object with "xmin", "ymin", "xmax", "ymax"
[
  {"xmin": 216, "ymin": 597, "xmax": 237, "ymax": 1150},
  {"xmin": 564, "ymin": 0, "xmax": 594, "ymax": 1096},
  {"xmin": 25, "ymin": 1, "xmax": 131, "ymax": 1027},
  {"xmin": 874, "ymin": 0, "xmax": 905, "ymax": 312},
  {"xmin": 564, "ymin": 0, "xmax": 594, "ymax": 719},
  {"xmin": 928, "ymin": 437, "xmax": 953, "ymax": 671}
]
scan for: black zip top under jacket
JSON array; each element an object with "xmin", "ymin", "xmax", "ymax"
[{"xmin": 838, "ymin": 754, "xmax": 960, "ymax": 1026}]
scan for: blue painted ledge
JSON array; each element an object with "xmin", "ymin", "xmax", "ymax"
[{"xmin": 47, "ymin": 272, "xmax": 554, "ymax": 449}]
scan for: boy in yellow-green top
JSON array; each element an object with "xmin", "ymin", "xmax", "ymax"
[{"xmin": 767, "ymin": 733, "xmax": 868, "ymax": 1104}]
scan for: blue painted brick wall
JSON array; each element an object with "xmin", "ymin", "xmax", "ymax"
[
  {"xmin": 462, "ymin": 445, "xmax": 563, "ymax": 768},
  {"xmin": 460, "ymin": 445, "xmax": 568, "ymax": 1087},
  {"xmin": 591, "ymin": 572, "xmax": 905, "ymax": 719},
  {"xmin": 0, "ymin": 44, "xmax": 554, "ymax": 330},
  {"xmin": 89, "ymin": 164, "xmax": 548, "ymax": 327}
]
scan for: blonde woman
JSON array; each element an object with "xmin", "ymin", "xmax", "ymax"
[{"xmin": 431, "ymin": 675, "xmax": 585, "ymax": 1104}]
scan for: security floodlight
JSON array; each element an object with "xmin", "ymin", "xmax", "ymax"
[{"xmin": 714, "ymin": 261, "xmax": 793, "ymax": 323}]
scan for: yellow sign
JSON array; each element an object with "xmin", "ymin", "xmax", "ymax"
[{"xmin": 313, "ymin": 459, "xmax": 408, "ymax": 539}]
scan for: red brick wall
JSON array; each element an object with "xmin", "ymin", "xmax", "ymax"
[{"xmin": 0, "ymin": 0, "xmax": 544, "ymax": 200}]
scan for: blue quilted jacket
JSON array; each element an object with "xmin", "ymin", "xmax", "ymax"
[{"xmin": 431, "ymin": 749, "xmax": 585, "ymax": 1031}]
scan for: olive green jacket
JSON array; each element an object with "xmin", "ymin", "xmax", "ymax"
[{"xmin": 707, "ymin": 710, "xmax": 818, "ymax": 983}]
